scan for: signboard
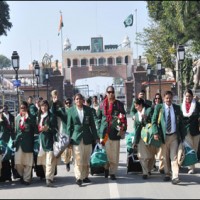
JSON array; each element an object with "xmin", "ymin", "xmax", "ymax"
[{"xmin": 12, "ymin": 80, "xmax": 21, "ymax": 87}]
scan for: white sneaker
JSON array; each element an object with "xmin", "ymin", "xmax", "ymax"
[{"xmin": 188, "ymin": 169, "xmax": 194, "ymax": 174}]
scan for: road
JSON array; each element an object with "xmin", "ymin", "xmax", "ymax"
[{"xmin": 0, "ymin": 116, "xmax": 200, "ymax": 199}]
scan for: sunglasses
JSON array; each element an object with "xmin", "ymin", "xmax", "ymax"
[
  {"xmin": 107, "ymin": 91, "xmax": 114, "ymax": 94},
  {"xmin": 155, "ymin": 98, "xmax": 161, "ymax": 100},
  {"xmin": 20, "ymin": 106, "xmax": 26, "ymax": 109},
  {"xmin": 65, "ymin": 102, "xmax": 71, "ymax": 105}
]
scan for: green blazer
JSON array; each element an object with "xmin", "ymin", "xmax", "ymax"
[
  {"xmin": 67, "ymin": 105, "xmax": 99, "ymax": 145},
  {"xmin": 97, "ymin": 100, "xmax": 127, "ymax": 140},
  {"xmin": 51, "ymin": 102, "xmax": 68, "ymax": 134},
  {"xmin": 37, "ymin": 112, "xmax": 58, "ymax": 151},
  {"xmin": 151, "ymin": 103, "xmax": 184, "ymax": 143},
  {"xmin": 130, "ymin": 99, "xmax": 152, "ymax": 117},
  {"xmin": 15, "ymin": 113, "xmax": 37, "ymax": 153},
  {"xmin": 180, "ymin": 101, "xmax": 200, "ymax": 138},
  {"xmin": 0, "ymin": 113, "xmax": 15, "ymax": 143},
  {"xmin": 133, "ymin": 107, "xmax": 153, "ymax": 144},
  {"xmin": 28, "ymin": 103, "xmax": 38, "ymax": 117}
]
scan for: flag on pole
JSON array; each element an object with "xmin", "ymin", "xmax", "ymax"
[
  {"xmin": 58, "ymin": 13, "xmax": 64, "ymax": 36},
  {"xmin": 124, "ymin": 14, "xmax": 133, "ymax": 28}
]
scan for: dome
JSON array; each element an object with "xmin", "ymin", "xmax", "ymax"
[
  {"xmin": 63, "ymin": 38, "xmax": 71, "ymax": 50},
  {"xmin": 122, "ymin": 35, "xmax": 131, "ymax": 48}
]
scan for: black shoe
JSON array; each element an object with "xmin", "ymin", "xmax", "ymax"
[
  {"xmin": 76, "ymin": 179, "xmax": 82, "ymax": 186},
  {"xmin": 83, "ymin": 177, "xmax": 91, "ymax": 183},
  {"xmin": 159, "ymin": 169, "xmax": 165, "ymax": 174},
  {"xmin": 110, "ymin": 174, "xmax": 117, "ymax": 180},
  {"xmin": 172, "ymin": 178, "xmax": 180, "ymax": 185},
  {"xmin": 20, "ymin": 177, "xmax": 24, "ymax": 184},
  {"xmin": 163, "ymin": 176, "xmax": 171, "ymax": 182},
  {"xmin": 142, "ymin": 175, "xmax": 148, "ymax": 179},
  {"xmin": 148, "ymin": 172, "xmax": 151, "ymax": 176},
  {"xmin": 66, "ymin": 163, "xmax": 70, "ymax": 172},
  {"xmin": 23, "ymin": 181, "xmax": 30, "ymax": 186},
  {"xmin": 105, "ymin": 169, "xmax": 109, "ymax": 178},
  {"xmin": 46, "ymin": 179, "xmax": 54, "ymax": 187}
]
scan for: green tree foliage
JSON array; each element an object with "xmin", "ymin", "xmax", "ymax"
[
  {"xmin": 0, "ymin": 1, "xmax": 12, "ymax": 36},
  {"xmin": 0, "ymin": 55, "xmax": 11, "ymax": 69},
  {"xmin": 137, "ymin": 1, "xmax": 200, "ymax": 90},
  {"xmin": 146, "ymin": 1, "xmax": 200, "ymax": 53}
]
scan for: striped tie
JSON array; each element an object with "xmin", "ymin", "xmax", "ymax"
[{"xmin": 167, "ymin": 107, "xmax": 171, "ymax": 133}]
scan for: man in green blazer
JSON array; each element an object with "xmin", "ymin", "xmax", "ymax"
[
  {"xmin": 151, "ymin": 91, "xmax": 184, "ymax": 185},
  {"xmin": 67, "ymin": 93, "xmax": 100, "ymax": 186}
]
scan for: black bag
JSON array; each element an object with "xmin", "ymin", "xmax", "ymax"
[
  {"xmin": 90, "ymin": 165, "xmax": 105, "ymax": 176},
  {"xmin": 0, "ymin": 160, "xmax": 12, "ymax": 182},
  {"xmin": 127, "ymin": 152, "xmax": 142, "ymax": 173}
]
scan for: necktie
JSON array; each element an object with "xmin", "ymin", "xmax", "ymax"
[{"xmin": 167, "ymin": 107, "xmax": 171, "ymax": 133}]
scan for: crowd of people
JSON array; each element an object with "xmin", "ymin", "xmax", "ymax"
[
  {"xmin": 130, "ymin": 89, "xmax": 200, "ymax": 185},
  {"xmin": 0, "ymin": 86, "xmax": 199, "ymax": 188}
]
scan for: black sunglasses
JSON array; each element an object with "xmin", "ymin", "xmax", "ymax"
[
  {"xmin": 155, "ymin": 97, "xmax": 161, "ymax": 100},
  {"xmin": 107, "ymin": 91, "xmax": 114, "ymax": 94},
  {"xmin": 20, "ymin": 106, "xmax": 26, "ymax": 109},
  {"xmin": 65, "ymin": 102, "xmax": 71, "ymax": 105}
]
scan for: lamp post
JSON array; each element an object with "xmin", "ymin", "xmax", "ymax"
[
  {"xmin": 45, "ymin": 70, "xmax": 49, "ymax": 101},
  {"xmin": 34, "ymin": 61, "xmax": 40, "ymax": 98},
  {"xmin": 146, "ymin": 64, "xmax": 151, "ymax": 100},
  {"xmin": 11, "ymin": 51, "xmax": 20, "ymax": 113},
  {"xmin": 32, "ymin": 60, "xmax": 36, "ymax": 98},
  {"xmin": 177, "ymin": 45, "xmax": 185, "ymax": 103},
  {"xmin": 157, "ymin": 56, "xmax": 162, "ymax": 95}
]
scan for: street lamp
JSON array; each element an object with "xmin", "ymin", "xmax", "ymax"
[
  {"xmin": 177, "ymin": 45, "xmax": 185, "ymax": 102},
  {"xmin": 34, "ymin": 61, "xmax": 40, "ymax": 98},
  {"xmin": 45, "ymin": 70, "xmax": 49, "ymax": 101},
  {"xmin": 11, "ymin": 51, "xmax": 20, "ymax": 113},
  {"xmin": 146, "ymin": 64, "xmax": 151, "ymax": 100},
  {"xmin": 32, "ymin": 60, "xmax": 36, "ymax": 98},
  {"xmin": 157, "ymin": 56, "xmax": 162, "ymax": 95}
]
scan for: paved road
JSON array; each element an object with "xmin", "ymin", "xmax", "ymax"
[{"xmin": 1, "ymin": 116, "xmax": 200, "ymax": 199}]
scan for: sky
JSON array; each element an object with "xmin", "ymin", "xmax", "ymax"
[{"xmin": 0, "ymin": 1, "xmax": 151, "ymax": 95}]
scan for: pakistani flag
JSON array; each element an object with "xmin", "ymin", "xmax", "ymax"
[{"xmin": 124, "ymin": 14, "xmax": 133, "ymax": 28}]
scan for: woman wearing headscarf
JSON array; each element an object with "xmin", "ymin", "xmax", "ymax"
[
  {"xmin": 14, "ymin": 101, "xmax": 36, "ymax": 185},
  {"xmin": 181, "ymin": 89, "xmax": 200, "ymax": 174}
]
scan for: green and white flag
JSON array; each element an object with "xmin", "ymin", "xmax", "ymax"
[{"xmin": 124, "ymin": 14, "xmax": 133, "ymax": 28}]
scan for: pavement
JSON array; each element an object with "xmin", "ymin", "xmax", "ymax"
[{"xmin": 1, "ymin": 116, "xmax": 200, "ymax": 199}]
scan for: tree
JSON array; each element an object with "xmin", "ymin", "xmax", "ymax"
[
  {"xmin": 0, "ymin": 1, "xmax": 12, "ymax": 36},
  {"xmin": 146, "ymin": 1, "xmax": 200, "ymax": 53},
  {"xmin": 136, "ymin": 1, "xmax": 200, "ymax": 94},
  {"xmin": 0, "ymin": 55, "xmax": 11, "ymax": 69}
]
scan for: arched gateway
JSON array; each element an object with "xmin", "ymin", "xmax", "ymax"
[{"xmin": 62, "ymin": 36, "xmax": 135, "ymax": 111}]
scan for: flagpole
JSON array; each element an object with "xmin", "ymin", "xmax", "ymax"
[
  {"xmin": 60, "ymin": 10, "xmax": 64, "ymax": 77},
  {"xmin": 135, "ymin": 9, "xmax": 138, "ymax": 59}
]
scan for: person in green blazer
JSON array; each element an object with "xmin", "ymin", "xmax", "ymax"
[
  {"xmin": 132, "ymin": 98, "xmax": 157, "ymax": 179},
  {"xmin": 36, "ymin": 100, "xmax": 58, "ymax": 187},
  {"xmin": 27, "ymin": 96, "xmax": 38, "ymax": 117},
  {"xmin": 51, "ymin": 95, "xmax": 72, "ymax": 172},
  {"xmin": 151, "ymin": 91, "xmax": 184, "ymax": 185},
  {"xmin": 181, "ymin": 89, "xmax": 200, "ymax": 174},
  {"xmin": 67, "ymin": 93, "xmax": 100, "ymax": 186},
  {"xmin": 130, "ymin": 90, "xmax": 152, "ymax": 119},
  {"xmin": 97, "ymin": 86, "xmax": 127, "ymax": 180},
  {"xmin": 14, "ymin": 101, "xmax": 37, "ymax": 185}
]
